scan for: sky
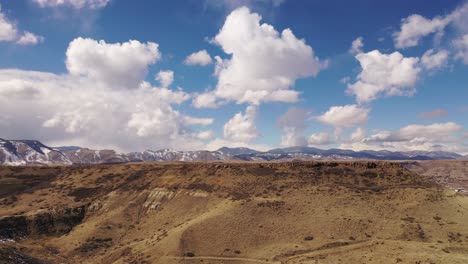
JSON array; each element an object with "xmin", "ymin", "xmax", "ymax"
[{"xmin": 0, "ymin": 0, "xmax": 467, "ymax": 154}]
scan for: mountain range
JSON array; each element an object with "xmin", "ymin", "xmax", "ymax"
[{"xmin": 0, "ymin": 138, "xmax": 465, "ymax": 166}]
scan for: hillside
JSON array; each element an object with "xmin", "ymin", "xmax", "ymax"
[
  {"xmin": 404, "ymin": 160, "xmax": 468, "ymax": 195},
  {"xmin": 1, "ymin": 161, "xmax": 468, "ymax": 263}
]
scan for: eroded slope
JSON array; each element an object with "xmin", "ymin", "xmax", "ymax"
[{"xmin": 0, "ymin": 162, "xmax": 467, "ymax": 264}]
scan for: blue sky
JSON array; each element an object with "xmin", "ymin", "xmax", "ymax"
[{"xmin": 0, "ymin": 0, "xmax": 467, "ymax": 154}]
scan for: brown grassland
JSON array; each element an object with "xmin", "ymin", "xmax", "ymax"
[{"xmin": 0, "ymin": 161, "xmax": 467, "ymax": 263}]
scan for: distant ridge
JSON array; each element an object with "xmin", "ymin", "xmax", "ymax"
[
  {"xmin": 55, "ymin": 146, "xmax": 81, "ymax": 151},
  {"xmin": 217, "ymin": 147, "xmax": 259, "ymax": 155},
  {"xmin": 0, "ymin": 138, "xmax": 71, "ymax": 165},
  {"xmin": 0, "ymin": 138, "xmax": 463, "ymax": 166}
]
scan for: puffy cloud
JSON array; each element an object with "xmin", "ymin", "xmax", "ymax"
[
  {"xmin": 349, "ymin": 127, "xmax": 366, "ymax": 142},
  {"xmin": 396, "ymin": 122, "xmax": 461, "ymax": 140},
  {"xmin": 349, "ymin": 36, "xmax": 364, "ymax": 54},
  {"xmin": 155, "ymin": 70, "xmax": 174, "ymax": 88},
  {"xmin": 196, "ymin": 130, "xmax": 215, "ymax": 140},
  {"xmin": 277, "ymin": 107, "xmax": 309, "ymax": 147},
  {"xmin": 421, "ymin": 49, "xmax": 449, "ymax": 70},
  {"xmin": 183, "ymin": 116, "xmax": 214, "ymax": 126},
  {"xmin": 66, "ymin": 38, "xmax": 160, "ymax": 88},
  {"xmin": 204, "ymin": 105, "xmax": 269, "ymax": 150},
  {"xmin": 358, "ymin": 122, "xmax": 460, "ymax": 143},
  {"xmin": 223, "ymin": 105, "xmax": 259, "ymax": 143},
  {"xmin": 277, "ymin": 107, "xmax": 309, "ymax": 130},
  {"xmin": 192, "ymin": 91, "xmax": 220, "ymax": 108},
  {"xmin": 184, "ymin": 50, "xmax": 213, "ymax": 66},
  {"xmin": 32, "ymin": 0, "xmax": 110, "ymax": 9},
  {"xmin": 0, "ymin": 5, "xmax": 43, "ymax": 45},
  {"xmin": 202, "ymin": 7, "xmax": 324, "ymax": 106},
  {"xmin": 454, "ymin": 34, "xmax": 468, "ymax": 64},
  {"xmin": 393, "ymin": 14, "xmax": 450, "ymax": 49},
  {"xmin": 280, "ymin": 129, "xmax": 307, "ymax": 147},
  {"xmin": 126, "ymin": 102, "xmax": 188, "ymax": 138},
  {"xmin": 308, "ymin": 132, "xmax": 333, "ymax": 146},
  {"xmin": 418, "ymin": 109, "xmax": 448, "ymax": 118},
  {"xmin": 16, "ymin": 31, "xmax": 45, "ymax": 45},
  {"xmin": 0, "ymin": 5, "xmax": 17, "ymax": 42},
  {"xmin": 393, "ymin": 3, "xmax": 468, "ymax": 49},
  {"xmin": 0, "ymin": 38, "xmax": 213, "ymax": 152},
  {"xmin": 347, "ymin": 50, "xmax": 421, "ymax": 103},
  {"xmin": 342, "ymin": 122, "xmax": 463, "ymax": 152},
  {"xmin": 316, "ymin": 104, "xmax": 369, "ymax": 128}
]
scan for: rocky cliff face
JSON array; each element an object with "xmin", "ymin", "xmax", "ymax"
[
  {"xmin": 0, "ymin": 246, "xmax": 48, "ymax": 264},
  {"xmin": 0, "ymin": 206, "xmax": 87, "ymax": 239}
]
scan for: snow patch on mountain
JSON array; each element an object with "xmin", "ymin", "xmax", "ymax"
[{"xmin": 0, "ymin": 138, "xmax": 464, "ymax": 166}]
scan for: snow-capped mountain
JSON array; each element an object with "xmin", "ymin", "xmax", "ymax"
[
  {"xmin": 0, "ymin": 138, "xmax": 464, "ymax": 166},
  {"xmin": 217, "ymin": 147, "xmax": 259, "ymax": 155},
  {"xmin": 62, "ymin": 148, "xmax": 130, "ymax": 164},
  {"xmin": 127, "ymin": 149, "xmax": 227, "ymax": 162},
  {"xmin": 0, "ymin": 138, "xmax": 71, "ymax": 165}
]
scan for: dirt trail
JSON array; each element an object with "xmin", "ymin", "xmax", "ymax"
[
  {"xmin": 167, "ymin": 255, "xmax": 280, "ymax": 263},
  {"xmin": 277, "ymin": 240, "xmax": 378, "ymax": 263}
]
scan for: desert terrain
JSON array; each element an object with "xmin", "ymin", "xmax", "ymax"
[{"xmin": 1, "ymin": 161, "xmax": 468, "ymax": 263}]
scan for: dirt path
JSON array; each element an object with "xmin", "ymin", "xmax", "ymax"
[
  {"xmin": 277, "ymin": 240, "xmax": 379, "ymax": 263},
  {"xmin": 167, "ymin": 255, "xmax": 281, "ymax": 263}
]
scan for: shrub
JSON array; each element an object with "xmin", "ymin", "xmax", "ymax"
[{"xmin": 184, "ymin": 252, "xmax": 195, "ymax": 257}]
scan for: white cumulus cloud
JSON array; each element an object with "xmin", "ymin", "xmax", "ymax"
[
  {"xmin": 66, "ymin": 37, "xmax": 161, "ymax": 88},
  {"xmin": 155, "ymin": 70, "xmax": 174, "ymax": 88},
  {"xmin": 223, "ymin": 105, "xmax": 259, "ymax": 143},
  {"xmin": 347, "ymin": 50, "xmax": 421, "ymax": 103},
  {"xmin": 277, "ymin": 107, "xmax": 309, "ymax": 147},
  {"xmin": 199, "ymin": 7, "xmax": 325, "ymax": 106},
  {"xmin": 204, "ymin": 105, "xmax": 269, "ymax": 151},
  {"xmin": 393, "ymin": 3, "xmax": 468, "ymax": 49},
  {"xmin": 308, "ymin": 132, "xmax": 334, "ymax": 146},
  {"xmin": 349, "ymin": 127, "xmax": 366, "ymax": 143},
  {"xmin": 196, "ymin": 130, "xmax": 215, "ymax": 140},
  {"xmin": 316, "ymin": 104, "xmax": 369, "ymax": 128},
  {"xmin": 341, "ymin": 122, "xmax": 463, "ymax": 152},
  {"xmin": 16, "ymin": 31, "xmax": 45, "ymax": 45},
  {"xmin": 192, "ymin": 91, "xmax": 221, "ymax": 109},
  {"xmin": 421, "ymin": 49, "xmax": 449, "ymax": 70},
  {"xmin": 0, "ymin": 5, "xmax": 17, "ymax": 42},
  {"xmin": 395, "ymin": 122, "xmax": 462, "ymax": 140},
  {"xmin": 184, "ymin": 50, "xmax": 213, "ymax": 66},
  {"xmin": 454, "ymin": 34, "xmax": 468, "ymax": 64},
  {"xmin": 0, "ymin": 5, "xmax": 43, "ymax": 45},
  {"xmin": 0, "ymin": 38, "xmax": 213, "ymax": 152},
  {"xmin": 349, "ymin": 36, "xmax": 364, "ymax": 54},
  {"xmin": 393, "ymin": 14, "xmax": 450, "ymax": 49}
]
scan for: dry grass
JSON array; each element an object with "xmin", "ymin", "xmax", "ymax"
[{"xmin": 0, "ymin": 161, "xmax": 467, "ymax": 263}]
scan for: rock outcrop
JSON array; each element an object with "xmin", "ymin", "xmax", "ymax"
[{"xmin": 0, "ymin": 206, "xmax": 86, "ymax": 239}]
